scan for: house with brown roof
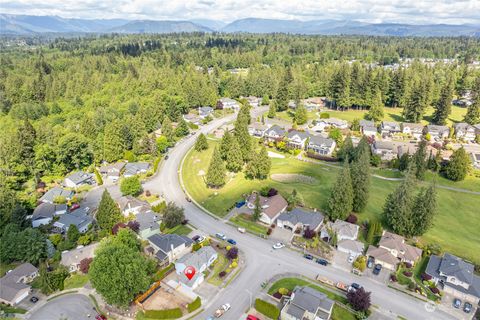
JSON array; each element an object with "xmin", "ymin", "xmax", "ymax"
[
  {"xmin": 246, "ymin": 192, "xmax": 288, "ymax": 225},
  {"xmin": 366, "ymin": 231, "xmax": 422, "ymax": 271}
]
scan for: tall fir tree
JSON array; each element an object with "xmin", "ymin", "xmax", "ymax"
[
  {"xmin": 234, "ymin": 111, "xmax": 253, "ymax": 162},
  {"xmin": 294, "ymin": 104, "xmax": 308, "ymax": 125},
  {"xmin": 464, "ymin": 78, "xmax": 480, "ymax": 125},
  {"xmin": 365, "ymin": 89, "xmax": 384, "ymax": 122},
  {"xmin": 411, "ymin": 183, "xmax": 437, "ymax": 236},
  {"xmin": 219, "ymin": 131, "xmax": 233, "ymax": 160},
  {"xmin": 275, "ymin": 68, "xmax": 292, "ymax": 111},
  {"xmin": 432, "ymin": 77, "xmax": 454, "ymax": 125},
  {"xmin": 96, "ymin": 190, "xmax": 123, "ymax": 231},
  {"xmin": 327, "ymin": 162, "xmax": 354, "ymax": 220},
  {"xmin": 103, "ymin": 120, "xmax": 128, "ymax": 162},
  {"xmin": 403, "ymin": 76, "xmax": 428, "ymax": 123},
  {"xmin": 255, "ymin": 145, "xmax": 271, "ymax": 179},
  {"xmin": 194, "ymin": 133, "xmax": 208, "ymax": 152},
  {"xmin": 226, "ymin": 137, "xmax": 243, "ymax": 172},
  {"xmin": 330, "ymin": 64, "xmax": 351, "ymax": 110},
  {"xmin": 444, "ymin": 147, "xmax": 470, "ymax": 181},
  {"xmin": 252, "ymin": 193, "xmax": 261, "ymax": 221},
  {"xmin": 268, "ymin": 102, "xmax": 276, "ymax": 118},
  {"xmin": 412, "ymin": 140, "xmax": 427, "ymax": 180},
  {"xmin": 351, "ymin": 150, "xmax": 370, "ymax": 212},
  {"xmin": 338, "ymin": 135, "xmax": 354, "ymax": 162},
  {"xmin": 161, "ymin": 117, "xmax": 175, "ymax": 145},
  {"xmin": 205, "ymin": 147, "xmax": 226, "ymax": 188}
]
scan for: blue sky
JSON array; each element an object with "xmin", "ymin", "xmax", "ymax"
[{"xmin": 2, "ymin": 0, "xmax": 479, "ymax": 25}]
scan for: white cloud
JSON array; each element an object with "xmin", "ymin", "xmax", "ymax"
[{"xmin": 1, "ymin": 0, "xmax": 479, "ymax": 24}]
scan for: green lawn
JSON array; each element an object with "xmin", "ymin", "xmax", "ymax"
[
  {"xmin": 229, "ymin": 213, "xmax": 269, "ymax": 235},
  {"xmin": 183, "ymin": 140, "xmax": 480, "ymax": 264},
  {"xmin": 332, "ymin": 305, "xmax": 357, "ymax": 320},
  {"xmin": 207, "ymin": 254, "xmax": 230, "ymax": 286},
  {"xmin": 0, "ymin": 304, "xmax": 27, "ymax": 314},
  {"xmin": 63, "ymin": 273, "xmax": 89, "ymax": 289},
  {"xmin": 164, "ymin": 224, "xmax": 193, "ymax": 236}
]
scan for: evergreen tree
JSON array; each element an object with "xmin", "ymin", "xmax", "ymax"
[
  {"xmin": 205, "ymin": 147, "xmax": 226, "ymax": 188},
  {"xmin": 330, "ymin": 64, "xmax": 351, "ymax": 110},
  {"xmin": 252, "ymin": 194, "xmax": 261, "ymax": 222},
  {"xmin": 219, "ymin": 131, "xmax": 233, "ymax": 160},
  {"xmin": 161, "ymin": 117, "xmax": 175, "ymax": 145},
  {"xmin": 104, "ymin": 120, "xmax": 128, "ymax": 162},
  {"xmin": 327, "ymin": 163, "xmax": 353, "ymax": 220},
  {"xmin": 432, "ymin": 77, "xmax": 454, "ymax": 125},
  {"xmin": 194, "ymin": 133, "xmax": 208, "ymax": 151},
  {"xmin": 427, "ymin": 150, "xmax": 440, "ymax": 172},
  {"xmin": 234, "ymin": 111, "xmax": 253, "ymax": 162},
  {"xmin": 294, "ymin": 104, "xmax": 308, "ymax": 125},
  {"xmin": 403, "ymin": 77, "xmax": 428, "ymax": 123},
  {"xmin": 256, "ymin": 145, "xmax": 271, "ymax": 179},
  {"xmin": 411, "ymin": 184, "xmax": 437, "ymax": 236},
  {"xmin": 413, "ymin": 140, "xmax": 427, "ymax": 180},
  {"xmin": 354, "ymin": 136, "xmax": 370, "ymax": 161},
  {"xmin": 226, "ymin": 137, "xmax": 243, "ymax": 172},
  {"xmin": 398, "ymin": 153, "xmax": 410, "ymax": 171},
  {"xmin": 444, "ymin": 147, "xmax": 470, "ymax": 181},
  {"xmin": 175, "ymin": 118, "xmax": 189, "ymax": 137},
  {"xmin": 96, "ymin": 190, "xmax": 122, "ymax": 231},
  {"xmin": 464, "ymin": 78, "xmax": 480, "ymax": 125},
  {"xmin": 338, "ymin": 135, "xmax": 354, "ymax": 162},
  {"xmin": 275, "ymin": 68, "xmax": 292, "ymax": 111},
  {"xmin": 267, "ymin": 103, "xmax": 276, "ymax": 118},
  {"xmin": 351, "ymin": 150, "xmax": 370, "ymax": 212},
  {"xmin": 365, "ymin": 89, "xmax": 384, "ymax": 122}
]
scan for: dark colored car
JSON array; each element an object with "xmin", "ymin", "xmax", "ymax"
[
  {"xmin": 95, "ymin": 315, "xmax": 107, "ymax": 320},
  {"xmin": 373, "ymin": 264, "xmax": 382, "ymax": 275},
  {"xmin": 192, "ymin": 235, "xmax": 200, "ymax": 242},
  {"xmin": 304, "ymin": 254, "xmax": 314, "ymax": 260},
  {"xmin": 30, "ymin": 296, "xmax": 39, "ymax": 303},
  {"xmin": 235, "ymin": 201, "xmax": 246, "ymax": 208},
  {"xmin": 315, "ymin": 258, "xmax": 328, "ymax": 266},
  {"xmin": 367, "ymin": 257, "xmax": 374, "ymax": 268},
  {"xmin": 453, "ymin": 298, "xmax": 462, "ymax": 309},
  {"xmin": 246, "ymin": 315, "xmax": 260, "ymax": 320},
  {"xmin": 351, "ymin": 283, "xmax": 361, "ymax": 290},
  {"xmin": 164, "ymin": 155, "xmax": 169, "ymax": 160},
  {"xmin": 463, "ymin": 302, "xmax": 472, "ymax": 313},
  {"xmin": 227, "ymin": 239, "xmax": 237, "ymax": 245}
]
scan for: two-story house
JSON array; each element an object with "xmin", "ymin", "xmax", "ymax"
[
  {"xmin": 198, "ymin": 106, "xmax": 213, "ymax": 119},
  {"xmin": 246, "ymin": 192, "xmax": 288, "ymax": 225},
  {"xmin": 307, "ymin": 135, "xmax": 336, "ymax": 156},
  {"xmin": 117, "ymin": 196, "xmax": 151, "ymax": 217},
  {"xmin": 246, "ymin": 96, "xmax": 262, "ymax": 108},
  {"xmin": 454, "ymin": 123, "xmax": 476, "ymax": 142},
  {"xmin": 248, "ymin": 122, "xmax": 270, "ymax": 137},
  {"xmin": 147, "ymin": 234, "xmax": 193, "ymax": 266},
  {"xmin": 286, "ymin": 130, "xmax": 311, "ymax": 150},
  {"xmin": 39, "ymin": 187, "xmax": 74, "ymax": 204},
  {"xmin": 277, "ymin": 208, "xmax": 324, "ymax": 234},
  {"xmin": 60, "ymin": 243, "xmax": 99, "ymax": 272},
  {"xmin": 371, "ymin": 141, "xmax": 396, "ymax": 161},
  {"xmin": 123, "ymin": 162, "xmax": 151, "ymax": 177},
  {"xmin": 175, "ymin": 246, "xmax": 218, "ymax": 290},
  {"xmin": 426, "ymin": 125, "xmax": 450, "ymax": 141},
  {"xmin": 264, "ymin": 125, "xmax": 286, "ymax": 142},
  {"xmin": 401, "ymin": 123, "xmax": 425, "ymax": 140},
  {"xmin": 98, "ymin": 162, "xmax": 126, "ymax": 182},
  {"xmin": 281, "ymin": 286, "xmax": 334, "ymax": 320},
  {"xmin": 381, "ymin": 121, "xmax": 401, "ymax": 138},
  {"xmin": 359, "ymin": 120, "xmax": 377, "ymax": 138},
  {"xmin": 320, "ymin": 220, "xmax": 359, "ymax": 242},
  {"xmin": 31, "ymin": 203, "xmax": 67, "ymax": 228},
  {"xmin": 0, "ymin": 263, "xmax": 38, "ymax": 305},
  {"xmin": 217, "ymin": 98, "xmax": 240, "ymax": 111},
  {"xmin": 64, "ymin": 171, "xmax": 96, "ymax": 189}
]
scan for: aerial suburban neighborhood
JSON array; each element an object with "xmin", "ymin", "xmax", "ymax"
[{"xmin": 0, "ymin": 3, "xmax": 480, "ymax": 320}]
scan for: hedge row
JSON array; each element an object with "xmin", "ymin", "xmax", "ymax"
[
  {"xmin": 143, "ymin": 308, "xmax": 182, "ymax": 319},
  {"xmin": 187, "ymin": 297, "xmax": 202, "ymax": 313},
  {"xmin": 255, "ymin": 298, "xmax": 280, "ymax": 319}
]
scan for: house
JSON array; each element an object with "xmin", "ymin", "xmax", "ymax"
[
  {"xmin": 123, "ymin": 162, "xmax": 151, "ymax": 177},
  {"xmin": 61, "ymin": 243, "xmax": 99, "ymax": 273},
  {"xmin": 319, "ymin": 118, "xmax": 349, "ymax": 130},
  {"xmin": 470, "ymin": 152, "xmax": 480, "ymax": 169},
  {"xmin": 359, "ymin": 120, "xmax": 377, "ymax": 138},
  {"xmin": 452, "ymin": 98, "xmax": 473, "ymax": 107},
  {"xmin": 64, "ymin": 171, "xmax": 95, "ymax": 188},
  {"xmin": 281, "ymin": 286, "xmax": 334, "ymax": 320},
  {"xmin": 217, "ymin": 98, "xmax": 240, "ymax": 111},
  {"xmin": 246, "ymin": 96, "xmax": 262, "ymax": 108},
  {"xmin": 401, "ymin": 123, "xmax": 424, "ymax": 140},
  {"xmin": 277, "ymin": 208, "xmax": 324, "ymax": 233},
  {"xmin": 198, "ymin": 106, "xmax": 214, "ymax": 119},
  {"xmin": 288, "ymin": 100, "xmax": 297, "ymax": 109},
  {"xmin": 248, "ymin": 122, "xmax": 269, "ymax": 137},
  {"xmin": 425, "ymin": 253, "xmax": 480, "ymax": 304},
  {"xmin": 31, "ymin": 203, "xmax": 67, "ymax": 228},
  {"xmin": 99, "ymin": 162, "xmax": 126, "ymax": 182},
  {"xmin": 366, "ymin": 231, "xmax": 422, "ymax": 271},
  {"xmin": 246, "ymin": 192, "xmax": 288, "ymax": 225},
  {"xmin": 53, "ymin": 207, "xmax": 93, "ymax": 233},
  {"xmin": 0, "ymin": 263, "xmax": 38, "ymax": 305},
  {"xmin": 147, "ymin": 234, "xmax": 193, "ymax": 266},
  {"xmin": 371, "ymin": 141, "xmax": 396, "ymax": 161},
  {"xmin": 135, "ymin": 211, "xmax": 161, "ymax": 240},
  {"xmin": 183, "ymin": 113, "xmax": 201, "ymax": 126},
  {"xmin": 320, "ymin": 220, "xmax": 359, "ymax": 242},
  {"xmin": 454, "ymin": 123, "xmax": 476, "ymax": 142},
  {"xmin": 426, "ymin": 125, "xmax": 450, "ymax": 141},
  {"xmin": 302, "ymin": 97, "xmax": 325, "ymax": 111},
  {"xmin": 264, "ymin": 125, "xmax": 286, "ymax": 142},
  {"xmin": 337, "ymin": 239, "xmax": 365, "ymax": 259},
  {"xmin": 175, "ymin": 246, "xmax": 218, "ymax": 290},
  {"xmin": 39, "ymin": 187, "xmax": 74, "ymax": 204},
  {"xmin": 380, "ymin": 121, "xmax": 401, "ymax": 137},
  {"xmin": 474, "ymin": 123, "xmax": 480, "ymax": 136},
  {"xmin": 394, "ymin": 141, "xmax": 418, "ymax": 158},
  {"xmin": 117, "ymin": 195, "xmax": 151, "ymax": 217},
  {"xmin": 286, "ymin": 130, "xmax": 311, "ymax": 149},
  {"xmin": 307, "ymin": 135, "xmax": 336, "ymax": 156}
]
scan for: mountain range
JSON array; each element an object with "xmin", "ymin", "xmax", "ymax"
[{"xmin": 1, "ymin": 14, "xmax": 479, "ymax": 37}]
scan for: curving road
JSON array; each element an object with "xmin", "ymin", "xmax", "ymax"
[{"xmin": 145, "ymin": 108, "xmax": 456, "ymax": 320}]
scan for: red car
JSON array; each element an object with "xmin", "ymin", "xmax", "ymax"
[
  {"xmin": 70, "ymin": 203, "xmax": 80, "ymax": 211},
  {"xmin": 246, "ymin": 315, "xmax": 259, "ymax": 320},
  {"xmin": 95, "ymin": 315, "xmax": 107, "ymax": 320}
]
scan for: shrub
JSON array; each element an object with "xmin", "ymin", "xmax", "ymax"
[
  {"xmin": 230, "ymin": 261, "xmax": 238, "ymax": 268},
  {"xmin": 404, "ymin": 262, "xmax": 412, "ymax": 269},
  {"xmin": 303, "ymin": 227, "xmax": 316, "ymax": 239},
  {"xmin": 79, "ymin": 258, "xmax": 93, "ymax": 274},
  {"xmin": 390, "ymin": 274, "xmax": 397, "ymax": 282},
  {"xmin": 255, "ymin": 299, "xmax": 280, "ymax": 319},
  {"xmin": 112, "ymin": 222, "xmax": 127, "ymax": 235},
  {"xmin": 143, "ymin": 308, "xmax": 182, "ymax": 319},
  {"xmin": 219, "ymin": 271, "xmax": 227, "ymax": 278},
  {"xmin": 403, "ymin": 271, "xmax": 413, "ymax": 277},
  {"xmin": 273, "ymin": 292, "xmax": 282, "ymax": 299},
  {"xmin": 152, "ymin": 201, "xmax": 167, "ymax": 213},
  {"xmin": 270, "ymin": 224, "xmax": 276, "ymax": 228},
  {"xmin": 226, "ymin": 247, "xmax": 238, "ymax": 259},
  {"xmin": 347, "ymin": 287, "xmax": 371, "ymax": 312},
  {"xmin": 408, "ymin": 281, "xmax": 416, "ymax": 291},
  {"xmin": 320, "ymin": 112, "xmax": 330, "ymax": 119},
  {"xmin": 346, "ymin": 214, "xmax": 358, "ymax": 224},
  {"xmin": 267, "ymin": 228, "xmax": 272, "ymax": 235},
  {"xmin": 421, "ymin": 273, "xmax": 432, "ymax": 281},
  {"xmin": 145, "ymin": 190, "xmax": 151, "ymax": 197},
  {"xmin": 260, "ymin": 186, "xmax": 270, "ymax": 197},
  {"xmin": 278, "ymin": 288, "xmax": 289, "ymax": 295},
  {"xmin": 187, "ymin": 297, "xmax": 201, "ymax": 313},
  {"xmin": 120, "ymin": 176, "xmax": 142, "ymax": 196},
  {"xmin": 267, "ymin": 188, "xmax": 278, "ymax": 197},
  {"xmin": 430, "ymin": 286, "xmax": 440, "ymax": 294}
]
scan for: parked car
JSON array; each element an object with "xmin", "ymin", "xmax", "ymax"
[
  {"xmin": 227, "ymin": 239, "xmax": 237, "ymax": 245},
  {"xmin": 30, "ymin": 296, "xmax": 39, "ymax": 303},
  {"xmin": 315, "ymin": 258, "xmax": 328, "ymax": 266},
  {"xmin": 164, "ymin": 155, "xmax": 169, "ymax": 160},
  {"xmin": 215, "ymin": 233, "xmax": 227, "ymax": 241},
  {"xmin": 351, "ymin": 283, "xmax": 362, "ymax": 290},
  {"xmin": 246, "ymin": 315, "xmax": 260, "ymax": 320},
  {"xmin": 69, "ymin": 203, "xmax": 80, "ymax": 211},
  {"xmin": 453, "ymin": 298, "xmax": 462, "ymax": 309},
  {"xmin": 463, "ymin": 302, "xmax": 472, "ymax": 313},
  {"xmin": 235, "ymin": 201, "xmax": 246, "ymax": 208},
  {"xmin": 348, "ymin": 255, "xmax": 355, "ymax": 263},
  {"xmin": 272, "ymin": 242, "xmax": 285, "ymax": 250},
  {"xmin": 95, "ymin": 315, "xmax": 107, "ymax": 320},
  {"xmin": 373, "ymin": 264, "xmax": 382, "ymax": 275},
  {"xmin": 304, "ymin": 254, "xmax": 314, "ymax": 260},
  {"xmin": 214, "ymin": 303, "xmax": 231, "ymax": 318},
  {"xmin": 367, "ymin": 257, "xmax": 374, "ymax": 268},
  {"xmin": 192, "ymin": 235, "xmax": 206, "ymax": 244},
  {"xmin": 237, "ymin": 227, "xmax": 246, "ymax": 233},
  {"xmin": 185, "ymin": 196, "xmax": 192, "ymax": 202}
]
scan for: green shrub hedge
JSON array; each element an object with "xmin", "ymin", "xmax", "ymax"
[
  {"xmin": 143, "ymin": 308, "xmax": 182, "ymax": 319},
  {"xmin": 187, "ymin": 297, "xmax": 202, "ymax": 312},
  {"xmin": 255, "ymin": 298, "xmax": 280, "ymax": 319}
]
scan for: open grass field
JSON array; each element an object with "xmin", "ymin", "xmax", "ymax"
[
  {"xmin": 63, "ymin": 273, "xmax": 89, "ymax": 290},
  {"xmin": 164, "ymin": 224, "xmax": 193, "ymax": 236},
  {"xmin": 182, "ymin": 140, "xmax": 480, "ymax": 264}
]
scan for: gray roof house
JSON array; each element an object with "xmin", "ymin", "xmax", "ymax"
[
  {"xmin": 337, "ymin": 239, "xmax": 365, "ymax": 259},
  {"xmin": 135, "ymin": 211, "xmax": 161, "ymax": 240},
  {"xmin": 320, "ymin": 219, "xmax": 359, "ymax": 242},
  {"xmin": 0, "ymin": 263, "xmax": 38, "ymax": 305},
  {"xmin": 453, "ymin": 122, "xmax": 476, "ymax": 141},
  {"xmin": 264, "ymin": 125, "xmax": 286, "ymax": 141},
  {"xmin": 61, "ymin": 243, "xmax": 99, "ymax": 272},
  {"xmin": 371, "ymin": 141, "xmax": 396, "ymax": 161},
  {"xmin": 98, "ymin": 162, "xmax": 126, "ymax": 181},
  {"xmin": 198, "ymin": 106, "xmax": 213, "ymax": 118},
  {"xmin": 426, "ymin": 253, "xmax": 480, "ymax": 304},
  {"xmin": 217, "ymin": 98, "xmax": 240, "ymax": 110},
  {"xmin": 401, "ymin": 123, "xmax": 424, "ymax": 139},
  {"xmin": 471, "ymin": 152, "xmax": 480, "ymax": 169},
  {"xmin": 147, "ymin": 234, "xmax": 193, "ymax": 266},
  {"xmin": 286, "ymin": 130, "xmax": 311, "ymax": 149},
  {"xmin": 380, "ymin": 121, "xmax": 401, "ymax": 136},
  {"xmin": 39, "ymin": 187, "xmax": 75, "ymax": 204},
  {"xmin": 31, "ymin": 203, "xmax": 67, "ymax": 228},
  {"xmin": 277, "ymin": 208, "xmax": 324, "ymax": 233},
  {"xmin": 124, "ymin": 162, "xmax": 151, "ymax": 177},
  {"xmin": 117, "ymin": 195, "xmax": 151, "ymax": 217},
  {"xmin": 175, "ymin": 246, "xmax": 218, "ymax": 289},
  {"xmin": 64, "ymin": 171, "xmax": 95, "ymax": 188},
  {"xmin": 426, "ymin": 125, "xmax": 450, "ymax": 141},
  {"xmin": 307, "ymin": 135, "xmax": 336, "ymax": 156},
  {"xmin": 281, "ymin": 286, "xmax": 334, "ymax": 320},
  {"xmin": 360, "ymin": 120, "xmax": 377, "ymax": 137},
  {"xmin": 53, "ymin": 208, "xmax": 93, "ymax": 233},
  {"xmin": 248, "ymin": 122, "xmax": 270, "ymax": 137}
]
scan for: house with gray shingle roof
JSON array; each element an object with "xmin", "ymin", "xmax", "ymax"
[
  {"xmin": 217, "ymin": 98, "xmax": 240, "ymax": 111},
  {"xmin": 31, "ymin": 203, "xmax": 67, "ymax": 228},
  {"xmin": 135, "ymin": 211, "xmax": 161, "ymax": 240},
  {"xmin": 401, "ymin": 123, "xmax": 424, "ymax": 140},
  {"xmin": 360, "ymin": 120, "xmax": 378, "ymax": 137},
  {"xmin": 39, "ymin": 187, "xmax": 75, "ymax": 204},
  {"xmin": 147, "ymin": 234, "xmax": 193, "ymax": 266},
  {"xmin": 287, "ymin": 130, "xmax": 311, "ymax": 149},
  {"xmin": 307, "ymin": 135, "xmax": 336, "ymax": 156},
  {"xmin": 371, "ymin": 141, "xmax": 396, "ymax": 161},
  {"xmin": 0, "ymin": 263, "xmax": 38, "ymax": 305},
  {"xmin": 198, "ymin": 106, "xmax": 213, "ymax": 119},
  {"xmin": 277, "ymin": 208, "xmax": 324, "ymax": 233},
  {"xmin": 175, "ymin": 246, "xmax": 218, "ymax": 290},
  {"xmin": 53, "ymin": 207, "xmax": 93, "ymax": 233},
  {"xmin": 454, "ymin": 122, "xmax": 476, "ymax": 141},
  {"xmin": 380, "ymin": 121, "xmax": 401, "ymax": 137},
  {"xmin": 61, "ymin": 243, "xmax": 99, "ymax": 272},
  {"xmin": 426, "ymin": 253, "xmax": 480, "ymax": 304},
  {"xmin": 64, "ymin": 171, "xmax": 95, "ymax": 188},
  {"xmin": 123, "ymin": 162, "xmax": 151, "ymax": 177},
  {"xmin": 320, "ymin": 220, "xmax": 359, "ymax": 242},
  {"xmin": 264, "ymin": 125, "xmax": 286, "ymax": 142},
  {"xmin": 99, "ymin": 162, "xmax": 126, "ymax": 181},
  {"xmin": 281, "ymin": 286, "xmax": 334, "ymax": 320},
  {"xmin": 337, "ymin": 239, "xmax": 365, "ymax": 259},
  {"xmin": 426, "ymin": 125, "xmax": 450, "ymax": 141}
]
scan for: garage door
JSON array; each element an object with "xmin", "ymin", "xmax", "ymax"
[{"xmin": 14, "ymin": 290, "xmax": 29, "ymax": 305}]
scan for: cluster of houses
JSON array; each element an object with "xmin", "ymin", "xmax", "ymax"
[{"xmin": 99, "ymin": 161, "xmax": 151, "ymax": 182}]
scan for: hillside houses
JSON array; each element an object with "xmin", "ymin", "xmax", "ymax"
[
  {"xmin": 307, "ymin": 135, "xmax": 336, "ymax": 156},
  {"xmin": 401, "ymin": 123, "xmax": 424, "ymax": 140},
  {"xmin": 0, "ymin": 263, "xmax": 38, "ymax": 305},
  {"xmin": 99, "ymin": 162, "xmax": 126, "ymax": 182},
  {"xmin": 360, "ymin": 120, "xmax": 377, "ymax": 137},
  {"xmin": 64, "ymin": 171, "xmax": 95, "ymax": 189},
  {"xmin": 117, "ymin": 196, "xmax": 151, "ymax": 217},
  {"xmin": 40, "ymin": 187, "xmax": 74, "ymax": 204},
  {"xmin": 124, "ymin": 162, "xmax": 151, "ymax": 177},
  {"xmin": 147, "ymin": 234, "xmax": 193, "ymax": 266},
  {"xmin": 31, "ymin": 203, "xmax": 67, "ymax": 228},
  {"xmin": 371, "ymin": 141, "xmax": 396, "ymax": 161},
  {"xmin": 381, "ymin": 121, "xmax": 401, "ymax": 137},
  {"xmin": 198, "ymin": 106, "xmax": 213, "ymax": 119},
  {"xmin": 248, "ymin": 122, "xmax": 269, "ymax": 137},
  {"xmin": 264, "ymin": 125, "xmax": 286, "ymax": 142}
]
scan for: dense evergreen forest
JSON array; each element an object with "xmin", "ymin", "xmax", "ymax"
[{"xmin": 0, "ymin": 33, "xmax": 479, "ymax": 224}]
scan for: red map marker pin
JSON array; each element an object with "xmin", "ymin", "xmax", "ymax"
[{"xmin": 184, "ymin": 266, "xmax": 196, "ymax": 280}]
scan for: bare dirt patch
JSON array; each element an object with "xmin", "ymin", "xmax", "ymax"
[
  {"xmin": 141, "ymin": 286, "xmax": 191, "ymax": 311},
  {"xmin": 270, "ymin": 173, "xmax": 317, "ymax": 184}
]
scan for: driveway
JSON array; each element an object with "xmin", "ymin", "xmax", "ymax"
[
  {"xmin": 28, "ymin": 294, "xmax": 96, "ymax": 320},
  {"xmin": 270, "ymin": 227, "xmax": 293, "ymax": 243},
  {"xmin": 333, "ymin": 251, "xmax": 352, "ymax": 272}
]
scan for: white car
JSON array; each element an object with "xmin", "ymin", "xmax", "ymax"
[
  {"xmin": 272, "ymin": 242, "xmax": 285, "ymax": 250},
  {"xmin": 196, "ymin": 236, "xmax": 206, "ymax": 244},
  {"xmin": 215, "ymin": 233, "xmax": 227, "ymax": 241},
  {"xmin": 348, "ymin": 255, "xmax": 355, "ymax": 263}
]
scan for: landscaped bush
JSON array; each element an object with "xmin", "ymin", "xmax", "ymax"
[
  {"xmin": 144, "ymin": 308, "xmax": 182, "ymax": 319},
  {"xmin": 187, "ymin": 297, "xmax": 201, "ymax": 313},
  {"xmin": 267, "ymin": 188, "xmax": 278, "ymax": 197},
  {"xmin": 430, "ymin": 286, "xmax": 440, "ymax": 294},
  {"xmin": 260, "ymin": 186, "xmax": 270, "ymax": 197},
  {"xmin": 408, "ymin": 281, "xmax": 416, "ymax": 291},
  {"xmin": 320, "ymin": 112, "xmax": 330, "ymax": 119},
  {"xmin": 267, "ymin": 228, "xmax": 272, "ymax": 235},
  {"xmin": 79, "ymin": 258, "xmax": 93, "ymax": 274},
  {"xmin": 278, "ymin": 288, "xmax": 289, "ymax": 295},
  {"xmin": 346, "ymin": 214, "xmax": 358, "ymax": 224},
  {"xmin": 303, "ymin": 228, "xmax": 316, "ymax": 239},
  {"xmin": 270, "ymin": 224, "xmax": 276, "ymax": 228},
  {"xmin": 403, "ymin": 271, "xmax": 413, "ymax": 277},
  {"xmin": 226, "ymin": 247, "xmax": 238, "ymax": 259},
  {"xmin": 219, "ymin": 271, "xmax": 227, "ymax": 278},
  {"xmin": 255, "ymin": 299, "xmax": 280, "ymax": 319},
  {"xmin": 272, "ymin": 292, "xmax": 282, "ymax": 299},
  {"xmin": 421, "ymin": 273, "xmax": 432, "ymax": 281},
  {"xmin": 404, "ymin": 262, "xmax": 412, "ymax": 269},
  {"xmin": 390, "ymin": 274, "xmax": 397, "ymax": 282}
]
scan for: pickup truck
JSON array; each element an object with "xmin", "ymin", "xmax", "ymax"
[{"xmin": 214, "ymin": 303, "xmax": 231, "ymax": 318}]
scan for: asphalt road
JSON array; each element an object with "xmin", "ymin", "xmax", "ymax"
[
  {"xmin": 29, "ymin": 294, "xmax": 96, "ymax": 320},
  {"xmin": 142, "ymin": 108, "xmax": 456, "ymax": 320}
]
